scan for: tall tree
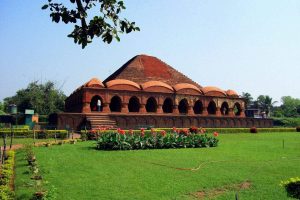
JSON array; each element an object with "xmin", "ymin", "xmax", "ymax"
[
  {"xmin": 280, "ymin": 96, "xmax": 300, "ymax": 117},
  {"xmin": 42, "ymin": 0, "xmax": 140, "ymax": 48},
  {"xmin": 3, "ymin": 81, "xmax": 66, "ymax": 115},
  {"xmin": 0, "ymin": 102, "xmax": 5, "ymax": 114},
  {"xmin": 256, "ymin": 95, "xmax": 277, "ymax": 117},
  {"xmin": 241, "ymin": 92, "xmax": 253, "ymax": 108}
]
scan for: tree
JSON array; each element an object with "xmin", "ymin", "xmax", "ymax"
[
  {"xmin": 42, "ymin": 0, "xmax": 140, "ymax": 48},
  {"xmin": 280, "ymin": 96, "xmax": 300, "ymax": 117},
  {"xmin": 256, "ymin": 95, "xmax": 277, "ymax": 117},
  {"xmin": 241, "ymin": 92, "xmax": 253, "ymax": 108},
  {"xmin": 0, "ymin": 101, "xmax": 5, "ymax": 114},
  {"xmin": 3, "ymin": 81, "xmax": 66, "ymax": 115}
]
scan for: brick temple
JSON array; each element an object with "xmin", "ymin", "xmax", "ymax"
[{"xmin": 57, "ymin": 55, "xmax": 272, "ymax": 130}]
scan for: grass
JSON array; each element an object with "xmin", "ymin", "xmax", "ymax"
[{"xmin": 14, "ymin": 132, "xmax": 300, "ymax": 200}]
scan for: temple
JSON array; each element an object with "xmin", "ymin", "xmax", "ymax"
[{"xmin": 57, "ymin": 55, "xmax": 272, "ymax": 130}]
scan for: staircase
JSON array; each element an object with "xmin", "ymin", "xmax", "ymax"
[{"xmin": 86, "ymin": 114, "xmax": 117, "ymax": 129}]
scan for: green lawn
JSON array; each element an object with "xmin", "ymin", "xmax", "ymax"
[{"xmin": 15, "ymin": 133, "xmax": 300, "ymax": 200}]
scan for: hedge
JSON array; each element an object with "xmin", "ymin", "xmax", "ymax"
[
  {"xmin": 273, "ymin": 118, "xmax": 300, "ymax": 127},
  {"xmin": 0, "ymin": 129, "xmax": 68, "ymax": 139},
  {"xmin": 0, "ymin": 151, "xmax": 15, "ymax": 200}
]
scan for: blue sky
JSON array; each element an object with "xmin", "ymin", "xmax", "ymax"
[{"xmin": 0, "ymin": 0, "xmax": 300, "ymax": 104}]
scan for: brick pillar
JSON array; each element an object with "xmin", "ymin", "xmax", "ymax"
[
  {"xmin": 82, "ymin": 103, "xmax": 90, "ymax": 113},
  {"xmin": 215, "ymin": 107, "xmax": 222, "ymax": 117},
  {"xmin": 228, "ymin": 108, "xmax": 234, "ymax": 117},
  {"xmin": 140, "ymin": 104, "xmax": 146, "ymax": 113},
  {"xmin": 102, "ymin": 103, "xmax": 110, "ymax": 113},
  {"xmin": 173, "ymin": 105, "xmax": 179, "ymax": 114},
  {"xmin": 157, "ymin": 104, "xmax": 163, "ymax": 114},
  {"xmin": 188, "ymin": 106, "xmax": 194, "ymax": 115},
  {"xmin": 240, "ymin": 109, "xmax": 246, "ymax": 117},
  {"xmin": 202, "ymin": 107, "xmax": 208, "ymax": 116},
  {"xmin": 121, "ymin": 103, "xmax": 128, "ymax": 113}
]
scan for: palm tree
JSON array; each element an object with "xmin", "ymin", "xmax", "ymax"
[
  {"xmin": 257, "ymin": 95, "xmax": 277, "ymax": 117},
  {"xmin": 241, "ymin": 92, "xmax": 253, "ymax": 108}
]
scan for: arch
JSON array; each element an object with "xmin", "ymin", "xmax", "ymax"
[
  {"xmin": 193, "ymin": 100, "xmax": 203, "ymax": 114},
  {"xmin": 162, "ymin": 98, "xmax": 173, "ymax": 113},
  {"xmin": 221, "ymin": 102, "xmax": 229, "ymax": 115},
  {"xmin": 128, "ymin": 96, "xmax": 140, "ymax": 112},
  {"xmin": 109, "ymin": 96, "xmax": 122, "ymax": 112},
  {"xmin": 178, "ymin": 98, "xmax": 189, "ymax": 114},
  {"xmin": 90, "ymin": 95, "xmax": 103, "ymax": 112},
  {"xmin": 207, "ymin": 101, "xmax": 217, "ymax": 115},
  {"xmin": 146, "ymin": 97, "xmax": 157, "ymax": 112},
  {"xmin": 233, "ymin": 102, "xmax": 242, "ymax": 116}
]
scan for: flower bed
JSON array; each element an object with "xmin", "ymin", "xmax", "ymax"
[{"xmin": 96, "ymin": 128, "xmax": 219, "ymax": 150}]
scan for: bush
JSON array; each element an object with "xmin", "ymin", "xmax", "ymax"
[
  {"xmin": 96, "ymin": 129, "xmax": 219, "ymax": 150},
  {"xmin": 0, "ymin": 151, "xmax": 15, "ymax": 200},
  {"xmin": 297, "ymin": 127, "xmax": 300, "ymax": 132},
  {"xmin": 0, "ymin": 185, "xmax": 14, "ymax": 200},
  {"xmin": 274, "ymin": 118, "xmax": 300, "ymax": 127},
  {"xmin": 250, "ymin": 127, "xmax": 258, "ymax": 133},
  {"xmin": 281, "ymin": 177, "xmax": 300, "ymax": 199}
]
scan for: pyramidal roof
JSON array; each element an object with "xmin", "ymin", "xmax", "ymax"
[{"xmin": 104, "ymin": 55, "xmax": 202, "ymax": 88}]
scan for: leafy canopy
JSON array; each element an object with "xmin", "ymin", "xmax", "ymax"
[
  {"xmin": 3, "ymin": 81, "xmax": 66, "ymax": 115},
  {"xmin": 42, "ymin": 0, "xmax": 140, "ymax": 48}
]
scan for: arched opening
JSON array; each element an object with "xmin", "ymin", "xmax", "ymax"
[
  {"xmin": 90, "ymin": 95, "xmax": 103, "ymax": 112},
  {"xmin": 162, "ymin": 98, "xmax": 173, "ymax": 113},
  {"xmin": 178, "ymin": 99, "xmax": 188, "ymax": 114},
  {"xmin": 146, "ymin": 97, "xmax": 157, "ymax": 112},
  {"xmin": 221, "ymin": 102, "xmax": 229, "ymax": 115},
  {"xmin": 128, "ymin": 96, "xmax": 140, "ymax": 112},
  {"xmin": 193, "ymin": 100, "xmax": 203, "ymax": 114},
  {"xmin": 207, "ymin": 101, "xmax": 217, "ymax": 115},
  {"xmin": 234, "ymin": 102, "xmax": 242, "ymax": 116},
  {"xmin": 109, "ymin": 96, "xmax": 122, "ymax": 112}
]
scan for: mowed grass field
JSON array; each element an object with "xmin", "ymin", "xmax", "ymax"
[{"xmin": 15, "ymin": 133, "xmax": 300, "ymax": 200}]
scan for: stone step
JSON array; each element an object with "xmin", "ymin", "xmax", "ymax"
[{"xmin": 86, "ymin": 114, "xmax": 117, "ymax": 129}]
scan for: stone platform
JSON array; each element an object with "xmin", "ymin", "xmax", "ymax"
[{"xmin": 57, "ymin": 113, "xmax": 273, "ymax": 130}]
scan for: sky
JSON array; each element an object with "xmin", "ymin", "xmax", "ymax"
[{"xmin": 1, "ymin": 0, "xmax": 300, "ymax": 104}]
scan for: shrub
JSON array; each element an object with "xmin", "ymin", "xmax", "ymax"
[
  {"xmin": 281, "ymin": 177, "xmax": 300, "ymax": 199},
  {"xmin": 0, "ymin": 151, "xmax": 15, "ymax": 200},
  {"xmin": 250, "ymin": 127, "xmax": 258, "ymax": 133},
  {"xmin": 0, "ymin": 185, "xmax": 14, "ymax": 200},
  {"xmin": 296, "ymin": 127, "xmax": 300, "ymax": 132}
]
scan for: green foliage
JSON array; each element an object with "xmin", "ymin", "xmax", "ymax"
[
  {"xmin": 281, "ymin": 177, "xmax": 300, "ymax": 199},
  {"xmin": 0, "ymin": 101, "xmax": 5, "ymax": 114},
  {"xmin": 0, "ymin": 129, "xmax": 68, "ymax": 139},
  {"xmin": 96, "ymin": 130, "xmax": 219, "ymax": 150},
  {"xmin": 241, "ymin": 92, "xmax": 253, "ymax": 107},
  {"xmin": 0, "ymin": 151, "xmax": 15, "ymax": 200},
  {"xmin": 279, "ymin": 96, "xmax": 300, "ymax": 117},
  {"xmin": 3, "ymin": 81, "xmax": 66, "ymax": 115},
  {"xmin": 0, "ymin": 185, "xmax": 14, "ymax": 200},
  {"xmin": 42, "ymin": 0, "xmax": 140, "ymax": 48},
  {"xmin": 273, "ymin": 117, "xmax": 300, "ymax": 127}
]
